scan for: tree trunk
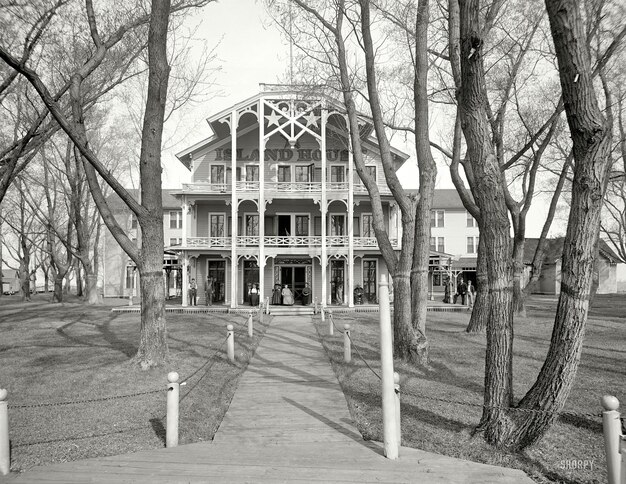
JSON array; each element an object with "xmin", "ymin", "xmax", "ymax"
[
  {"xmin": 512, "ymin": 238, "xmax": 526, "ymax": 317},
  {"xmin": 458, "ymin": 0, "xmax": 515, "ymax": 443},
  {"xmin": 466, "ymin": 235, "xmax": 488, "ymax": 332},
  {"xmin": 487, "ymin": 0, "xmax": 613, "ymax": 449},
  {"xmin": 408, "ymin": 0, "xmax": 436, "ymax": 367},
  {"xmin": 84, "ymin": 272, "xmax": 99, "ymax": 305},
  {"xmin": 52, "ymin": 274, "xmax": 64, "ymax": 303},
  {"xmin": 132, "ymin": 0, "xmax": 171, "ymax": 368},
  {"xmin": 393, "ymin": 274, "xmax": 421, "ymax": 362}
]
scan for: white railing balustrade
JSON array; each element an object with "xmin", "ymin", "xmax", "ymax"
[
  {"xmin": 237, "ymin": 236, "xmax": 260, "ymax": 246},
  {"xmin": 265, "ymin": 182, "xmax": 322, "ymax": 192},
  {"xmin": 264, "ymin": 236, "xmax": 321, "ymax": 246},
  {"xmin": 327, "ymin": 182, "xmax": 349, "ymax": 191},
  {"xmin": 236, "ymin": 181, "xmax": 260, "ymax": 191},
  {"xmin": 186, "ymin": 237, "xmax": 232, "ymax": 248},
  {"xmin": 326, "ymin": 236, "xmax": 349, "ymax": 247},
  {"xmin": 182, "ymin": 182, "xmax": 229, "ymax": 193}
]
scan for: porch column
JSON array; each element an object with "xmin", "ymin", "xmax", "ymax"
[
  {"xmin": 181, "ymin": 253, "xmax": 188, "ymax": 307},
  {"xmin": 230, "ymin": 109, "xmax": 238, "ymax": 308},
  {"xmin": 181, "ymin": 197, "xmax": 188, "ymax": 247},
  {"xmin": 259, "ymin": 99, "xmax": 266, "ymax": 303},
  {"xmin": 348, "ymin": 147, "xmax": 354, "ymax": 307},
  {"xmin": 321, "ymin": 108, "xmax": 328, "ymax": 308}
]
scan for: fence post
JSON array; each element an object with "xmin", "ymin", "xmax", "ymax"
[
  {"xmin": 166, "ymin": 372, "xmax": 179, "ymax": 448},
  {"xmin": 321, "ymin": 305, "xmax": 326, "ymax": 323},
  {"xmin": 602, "ymin": 395, "xmax": 622, "ymax": 484},
  {"xmin": 265, "ymin": 297, "xmax": 270, "ymax": 315},
  {"xmin": 379, "ymin": 274, "xmax": 398, "ymax": 459},
  {"xmin": 314, "ymin": 298, "xmax": 318, "ymax": 314},
  {"xmin": 394, "ymin": 372, "xmax": 401, "ymax": 447},
  {"xmin": 248, "ymin": 311, "xmax": 254, "ymax": 338},
  {"xmin": 0, "ymin": 389, "xmax": 9, "ymax": 475},
  {"xmin": 343, "ymin": 324, "xmax": 351, "ymax": 363},
  {"xmin": 227, "ymin": 324, "xmax": 235, "ymax": 363}
]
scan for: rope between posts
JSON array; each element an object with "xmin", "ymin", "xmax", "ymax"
[{"xmin": 329, "ymin": 313, "xmax": 381, "ymax": 381}]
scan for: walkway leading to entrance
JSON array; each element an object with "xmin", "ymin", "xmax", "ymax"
[{"xmin": 6, "ymin": 316, "xmax": 533, "ymax": 483}]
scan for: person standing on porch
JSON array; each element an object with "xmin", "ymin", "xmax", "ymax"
[
  {"xmin": 282, "ymin": 284, "xmax": 294, "ymax": 306},
  {"xmin": 189, "ymin": 278, "xmax": 197, "ymax": 306},
  {"xmin": 205, "ymin": 277, "xmax": 214, "ymax": 306},
  {"xmin": 466, "ymin": 280, "xmax": 475, "ymax": 309},
  {"xmin": 250, "ymin": 283, "xmax": 259, "ymax": 306}
]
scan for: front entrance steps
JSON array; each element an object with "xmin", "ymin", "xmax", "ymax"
[{"xmin": 269, "ymin": 305, "xmax": 315, "ymax": 316}]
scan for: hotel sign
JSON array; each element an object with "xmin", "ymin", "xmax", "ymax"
[{"xmin": 214, "ymin": 148, "xmax": 353, "ymax": 162}]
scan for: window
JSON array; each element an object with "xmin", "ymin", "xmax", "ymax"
[
  {"xmin": 330, "ymin": 215, "xmax": 345, "ymax": 236},
  {"xmin": 125, "ymin": 266, "xmax": 136, "ymax": 290},
  {"xmin": 430, "ymin": 237, "xmax": 445, "ymax": 252},
  {"xmin": 430, "ymin": 210, "xmax": 445, "ymax": 228},
  {"xmin": 211, "ymin": 165, "xmax": 225, "ymax": 184},
  {"xmin": 467, "ymin": 211, "xmax": 477, "ymax": 227},
  {"xmin": 314, "ymin": 216, "xmax": 322, "ymax": 236},
  {"xmin": 169, "ymin": 211, "xmax": 182, "ymax": 229},
  {"xmin": 295, "ymin": 165, "xmax": 311, "ymax": 182},
  {"xmin": 330, "ymin": 165, "xmax": 345, "ymax": 183},
  {"xmin": 295, "ymin": 215, "xmax": 309, "ymax": 236},
  {"xmin": 210, "ymin": 214, "xmax": 225, "ymax": 237},
  {"xmin": 365, "ymin": 165, "xmax": 377, "ymax": 182},
  {"xmin": 130, "ymin": 215, "xmax": 138, "ymax": 230},
  {"xmin": 169, "ymin": 237, "xmax": 182, "ymax": 246},
  {"xmin": 467, "ymin": 236, "xmax": 479, "ymax": 254},
  {"xmin": 362, "ymin": 214, "xmax": 374, "ymax": 237},
  {"xmin": 278, "ymin": 165, "xmax": 291, "ymax": 182},
  {"xmin": 246, "ymin": 165, "xmax": 259, "ymax": 181},
  {"xmin": 245, "ymin": 215, "xmax": 259, "ymax": 236}
]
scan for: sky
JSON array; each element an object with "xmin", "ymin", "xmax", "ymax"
[{"xmin": 158, "ymin": 0, "xmax": 565, "ymax": 238}]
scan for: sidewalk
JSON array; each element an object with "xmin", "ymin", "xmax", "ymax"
[{"xmin": 4, "ymin": 315, "xmax": 534, "ymax": 483}]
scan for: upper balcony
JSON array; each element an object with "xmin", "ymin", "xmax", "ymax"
[
  {"xmin": 180, "ymin": 181, "xmax": 390, "ymax": 197},
  {"xmin": 181, "ymin": 236, "xmax": 398, "ymax": 250}
]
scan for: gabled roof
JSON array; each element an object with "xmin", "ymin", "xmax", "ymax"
[
  {"xmin": 404, "ymin": 188, "xmax": 469, "ymax": 210},
  {"xmin": 523, "ymin": 237, "xmax": 621, "ymax": 265},
  {"xmin": 174, "ymin": 84, "xmax": 409, "ymax": 170}
]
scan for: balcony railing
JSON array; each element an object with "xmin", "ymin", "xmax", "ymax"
[
  {"xmin": 181, "ymin": 181, "xmax": 391, "ymax": 195},
  {"xmin": 182, "ymin": 236, "xmax": 397, "ymax": 249}
]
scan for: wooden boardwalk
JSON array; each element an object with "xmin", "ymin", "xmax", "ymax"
[{"xmin": 4, "ymin": 316, "xmax": 533, "ymax": 483}]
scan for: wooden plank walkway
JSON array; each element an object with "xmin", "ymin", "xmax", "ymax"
[{"xmin": 3, "ymin": 316, "xmax": 534, "ymax": 483}]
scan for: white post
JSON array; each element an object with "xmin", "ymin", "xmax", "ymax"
[
  {"xmin": 247, "ymin": 311, "xmax": 254, "ymax": 338},
  {"xmin": 227, "ymin": 324, "xmax": 235, "ymax": 363},
  {"xmin": 602, "ymin": 395, "xmax": 621, "ymax": 484},
  {"xmin": 327, "ymin": 308, "xmax": 333, "ymax": 335},
  {"xmin": 321, "ymin": 109, "xmax": 328, "ymax": 312},
  {"xmin": 321, "ymin": 305, "xmax": 325, "ymax": 322},
  {"xmin": 265, "ymin": 296, "xmax": 270, "ymax": 314},
  {"xmin": 348, "ymin": 147, "xmax": 354, "ymax": 307},
  {"xmin": 0, "ymin": 389, "xmax": 9, "ymax": 475},
  {"xmin": 166, "ymin": 372, "xmax": 179, "ymax": 448},
  {"xmin": 343, "ymin": 324, "xmax": 351, "ymax": 363},
  {"xmin": 182, "ymin": 254, "xmax": 189, "ymax": 307},
  {"xmin": 394, "ymin": 372, "xmax": 401, "ymax": 447},
  {"xmin": 230, "ymin": 109, "xmax": 238, "ymax": 309},
  {"xmin": 379, "ymin": 274, "xmax": 398, "ymax": 459}
]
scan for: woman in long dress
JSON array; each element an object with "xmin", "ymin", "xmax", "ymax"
[
  {"xmin": 282, "ymin": 285, "xmax": 294, "ymax": 306},
  {"xmin": 272, "ymin": 284, "xmax": 282, "ymax": 305}
]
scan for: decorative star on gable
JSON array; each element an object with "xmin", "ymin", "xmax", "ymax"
[
  {"xmin": 265, "ymin": 110, "xmax": 283, "ymax": 127},
  {"xmin": 303, "ymin": 111, "xmax": 320, "ymax": 128}
]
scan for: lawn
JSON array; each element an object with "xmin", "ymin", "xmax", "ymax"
[
  {"xmin": 316, "ymin": 294, "xmax": 625, "ymax": 484},
  {"xmin": 0, "ymin": 295, "xmax": 269, "ymax": 474}
]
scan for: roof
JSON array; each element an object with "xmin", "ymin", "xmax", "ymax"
[
  {"xmin": 106, "ymin": 189, "xmax": 181, "ymax": 212},
  {"xmin": 523, "ymin": 237, "xmax": 621, "ymax": 265},
  {"xmin": 175, "ymin": 84, "xmax": 410, "ymax": 170}
]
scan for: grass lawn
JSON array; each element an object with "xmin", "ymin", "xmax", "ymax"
[
  {"xmin": 316, "ymin": 294, "xmax": 625, "ymax": 484},
  {"xmin": 0, "ymin": 295, "xmax": 269, "ymax": 474}
]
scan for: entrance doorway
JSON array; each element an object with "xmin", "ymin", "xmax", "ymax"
[
  {"xmin": 330, "ymin": 260, "xmax": 345, "ymax": 304},
  {"xmin": 207, "ymin": 260, "xmax": 226, "ymax": 303},
  {"xmin": 243, "ymin": 260, "xmax": 259, "ymax": 304},
  {"xmin": 280, "ymin": 266, "xmax": 306, "ymax": 303},
  {"xmin": 363, "ymin": 260, "xmax": 377, "ymax": 303}
]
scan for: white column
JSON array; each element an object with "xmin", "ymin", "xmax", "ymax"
[
  {"xmin": 181, "ymin": 253, "xmax": 188, "ymax": 306},
  {"xmin": 259, "ymin": 100, "xmax": 266, "ymax": 303},
  {"xmin": 231, "ymin": 109, "xmax": 238, "ymax": 308},
  {"xmin": 181, "ymin": 197, "xmax": 188, "ymax": 247},
  {"xmin": 348, "ymin": 147, "xmax": 354, "ymax": 307},
  {"xmin": 321, "ymin": 109, "xmax": 327, "ymax": 308}
]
